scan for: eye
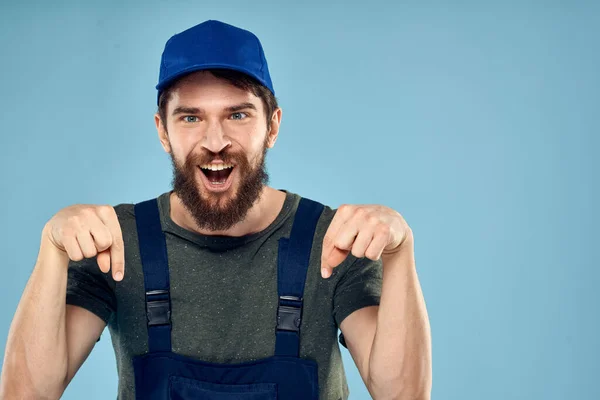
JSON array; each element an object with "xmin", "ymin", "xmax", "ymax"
[
  {"xmin": 183, "ymin": 116, "xmax": 199, "ymax": 123},
  {"xmin": 230, "ymin": 112, "xmax": 248, "ymax": 120}
]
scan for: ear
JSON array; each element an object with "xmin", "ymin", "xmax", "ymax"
[
  {"xmin": 155, "ymin": 113, "xmax": 171, "ymax": 153},
  {"xmin": 266, "ymin": 108, "xmax": 282, "ymax": 149}
]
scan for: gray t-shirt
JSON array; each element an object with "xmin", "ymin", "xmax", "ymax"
[{"xmin": 66, "ymin": 189, "xmax": 382, "ymax": 400}]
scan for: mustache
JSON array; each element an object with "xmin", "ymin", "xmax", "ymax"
[{"xmin": 185, "ymin": 150, "xmax": 246, "ymax": 167}]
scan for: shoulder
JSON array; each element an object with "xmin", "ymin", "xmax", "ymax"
[
  {"xmin": 293, "ymin": 192, "xmax": 338, "ymax": 227},
  {"xmin": 287, "ymin": 191, "xmax": 338, "ymax": 234},
  {"xmin": 109, "ymin": 191, "xmax": 169, "ymax": 235}
]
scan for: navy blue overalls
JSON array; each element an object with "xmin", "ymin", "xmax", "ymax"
[{"xmin": 131, "ymin": 196, "xmax": 324, "ymax": 399}]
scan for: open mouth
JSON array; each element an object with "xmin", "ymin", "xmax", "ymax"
[{"xmin": 198, "ymin": 163, "xmax": 235, "ymax": 191}]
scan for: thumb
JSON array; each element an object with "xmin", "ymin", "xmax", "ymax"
[
  {"xmin": 97, "ymin": 249, "xmax": 111, "ymax": 274},
  {"xmin": 322, "ymin": 247, "xmax": 349, "ymax": 278}
]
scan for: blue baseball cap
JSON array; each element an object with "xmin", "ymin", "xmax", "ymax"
[{"xmin": 156, "ymin": 20, "xmax": 275, "ymax": 105}]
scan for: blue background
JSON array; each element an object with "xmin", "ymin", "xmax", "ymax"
[{"xmin": 0, "ymin": 1, "xmax": 598, "ymax": 399}]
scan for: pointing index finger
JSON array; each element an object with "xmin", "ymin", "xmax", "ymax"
[
  {"xmin": 321, "ymin": 205, "xmax": 351, "ymax": 277},
  {"xmin": 98, "ymin": 205, "xmax": 125, "ymax": 281}
]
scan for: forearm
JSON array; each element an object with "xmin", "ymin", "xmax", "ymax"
[
  {"xmin": 367, "ymin": 237, "xmax": 432, "ymax": 400},
  {"xmin": 0, "ymin": 226, "xmax": 71, "ymax": 399}
]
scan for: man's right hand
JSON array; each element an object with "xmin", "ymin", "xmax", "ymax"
[{"xmin": 43, "ymin": 205, "xmax": 125, "ymax": 281}]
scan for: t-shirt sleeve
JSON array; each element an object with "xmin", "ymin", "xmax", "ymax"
[
  {"xmin": 332, "ymin": 255, "xmax": 383, "ymax": 348},
  {"xmin": 66, "ymin": 256, "xmax": 117, "ymax": 338}
]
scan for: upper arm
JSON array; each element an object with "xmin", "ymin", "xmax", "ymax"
[
  {"xmin": 330, "ymin": 252, "xmax": 383, "ymax": 387},
  {"xmin": 339, "ymin": 305, "xmax": 379, "ymax": 386},
  {"xmin": 63, "ymin": 252, "xmax": 117, "ymax": 387},
  {"xmin": 64, "ymin": 304, "xmax": 107, "ymax": 387}
]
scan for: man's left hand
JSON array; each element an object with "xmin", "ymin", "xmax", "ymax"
[{"xmin": 321, "ymin": 204, "xmax": 412, "ymax": 278}]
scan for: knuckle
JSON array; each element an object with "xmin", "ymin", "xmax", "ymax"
[
  {"xmin": 338, "ymin": 204, "xmax": 351, "ymax": 215},
  {"xmin": 82, "ymin": 244, "xmax": 97, "ymax": 257},
  {"xmin": 351, "ymin": 248, "xmax": 363, "ymax": 258},
  {"xmin": 95, "ymin": 235, "xmax": 112, "ymax": 250},
  {"xmin": 66, "ymin": 248, "xmax": 83, "ymax": 262},
  {"xmin": 81, "ymin": 205, "xmax": 95, "ymax": 214},
  {"xmin": 365, "ymin": 250, "xmax": 379, "ymax": 260},
  {"xmin": 367, "ymin": 214, "xmax": 379, "ymax": 225},
  {"xmin": 378, "ymin": 224, "xmax": 391, "ymax": 236},
  {"xmin": 61, "ymin": 225, "xmax": 76, "ymax": 239},
  {"xmin": 83, "ymin": 249, "xmax": 97, "ymax": 259},
  {"xmin": 80, "ymin": 206, "xmax": 97, "ymax": 220},
  {"xmin": 354, "ymin": 207, "xmax": 367, "ymax": 218},
  {"xmin": 97, "ymin": 204, "xmax": 115, "ymax": 218},
  {"xmin": 66, "ymin": 215, "xmax": 82, "ymax": 227}
]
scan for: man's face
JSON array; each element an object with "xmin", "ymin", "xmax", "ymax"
[{"xmin": 156, "ymin": 71, "xmax": 280, "ymax": 232}]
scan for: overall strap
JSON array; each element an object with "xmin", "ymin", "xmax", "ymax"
[
  {"xmin": 275, "ymin": 197, "xmax": 325, "ymax": 357},
  {"xmin": 134, "ymin": 199, "xmax": 172, "ymax": 353}
]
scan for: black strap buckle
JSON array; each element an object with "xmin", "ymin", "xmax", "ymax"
[
  {"xmin": 277, "ymin": 295, "xmax": 303, "ymax": 332},
  {"xmin": 146, "ymin": 289, "xmax": 171, "ymax": 326}
]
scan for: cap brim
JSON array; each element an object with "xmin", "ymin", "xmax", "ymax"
[{"xmin": 156, "ymin": 63, "xmax": 273, "ymax": 104}]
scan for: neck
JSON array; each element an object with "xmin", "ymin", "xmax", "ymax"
[{"xmin": 169, "ymin": 186, "xmax": 286, "ymax": 237}]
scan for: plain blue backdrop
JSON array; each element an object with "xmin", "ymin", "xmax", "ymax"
[{"xmin": 0, "ymin": 1, "xmax": 598, "ymax": 399}]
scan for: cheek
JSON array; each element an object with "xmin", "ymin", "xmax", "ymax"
[
  {"xmin": 229, "ymin": 127, "xmax": 265, "ymax": 152},
  {"xmin": 169, "ymin": 135, "xmax": 197, "ymax": 159}
]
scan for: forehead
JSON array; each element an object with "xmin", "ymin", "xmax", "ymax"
[{"xmin": 167, "ymin": 71, "xmax": 262, "ymax": 111}]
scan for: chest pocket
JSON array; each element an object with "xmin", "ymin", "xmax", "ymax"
[{"xmin": 169, "ymin": 376, "xmax": 277, "ymax": 400}]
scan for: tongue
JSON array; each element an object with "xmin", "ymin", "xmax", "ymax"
[{"xmin": 205, "ymin": 169, "xmax": 230, "ymax": 184}]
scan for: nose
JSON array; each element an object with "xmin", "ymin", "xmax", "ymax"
[{"xmin": 202, "ymin": 120, "xmax": 232, "ymax": 154}]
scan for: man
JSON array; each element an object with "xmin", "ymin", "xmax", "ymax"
[{"xmin": 0, "ymin": 20, "xmax": 431, "ymax": 399}]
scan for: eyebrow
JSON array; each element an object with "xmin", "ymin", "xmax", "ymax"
[
  {"xmin": 171, "ymin": 106, "xmax": 201, "ymax": 116},
  {"xmin": 225, "ymin": 102, "xmax": 257, "ymax": 112},
  {"xmin": 171, "ymin": 102, "xmax": 257, "ymax": 116}
]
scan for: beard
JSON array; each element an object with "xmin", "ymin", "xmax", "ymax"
[{"xmin": 169, "ymin": 137, "xmax": 270, "ymax": 232}]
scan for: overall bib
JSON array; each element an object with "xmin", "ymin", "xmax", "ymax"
[{"xmin": 131, "ymin": 197, "xmax": 324, "ymax": 399}]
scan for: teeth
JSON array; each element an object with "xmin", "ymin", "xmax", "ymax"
[{"xmin": 200, "ymin": 163, "xmax": 234, "ymax": 171}]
